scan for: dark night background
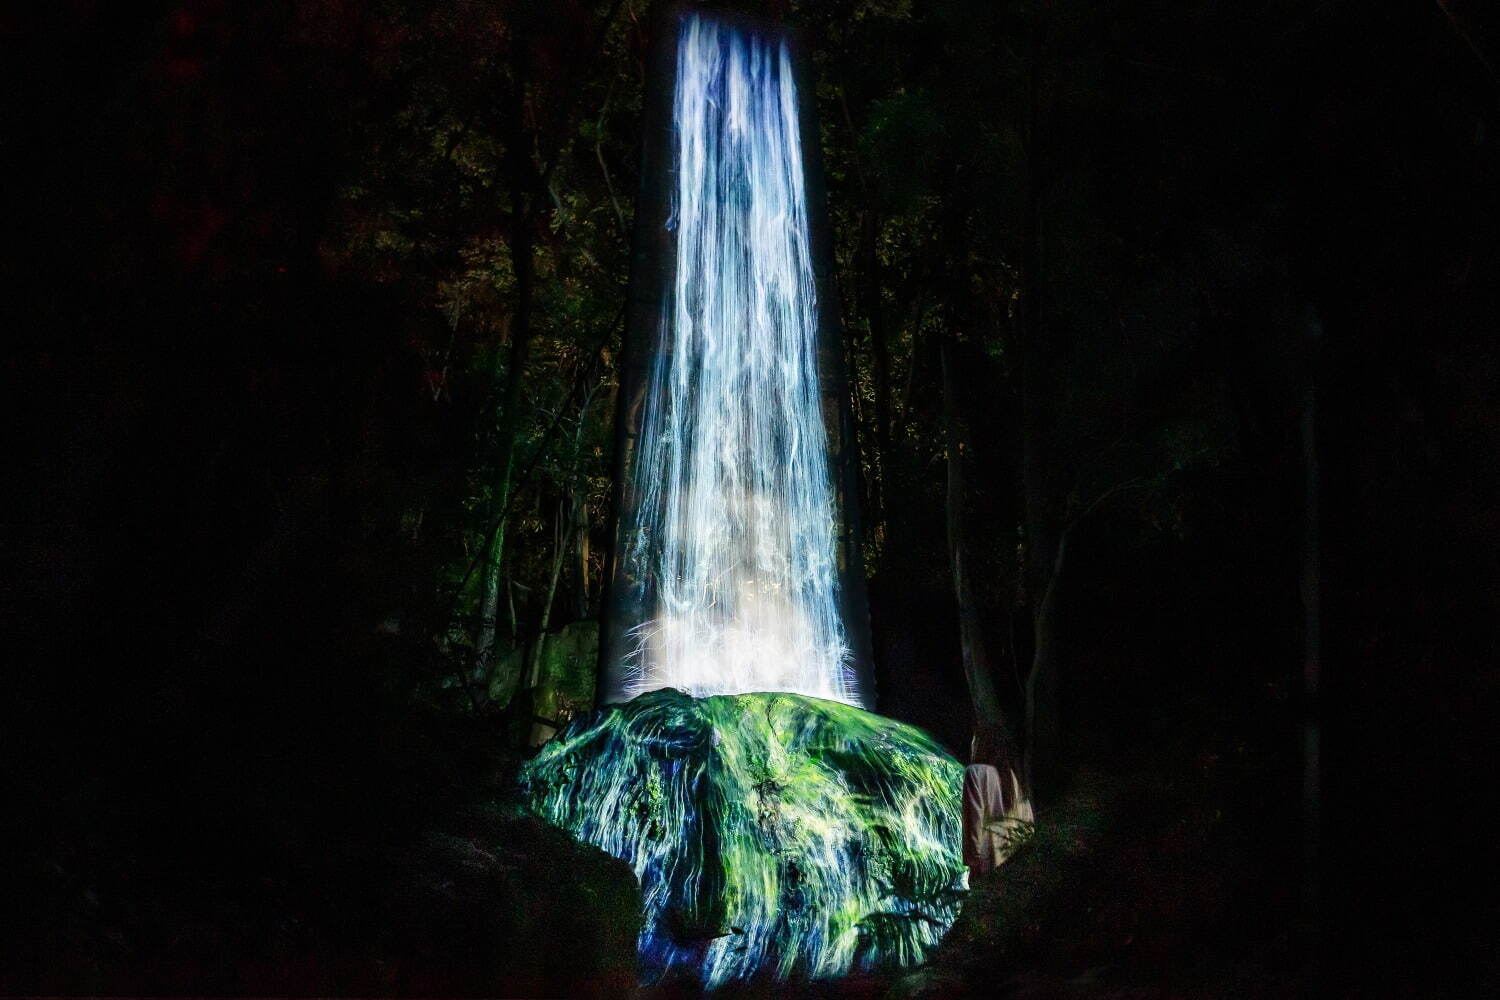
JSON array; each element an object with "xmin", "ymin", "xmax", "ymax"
[{"xmin": 4, "ymin": 0, "xmax": 1497, "ymax": 996}]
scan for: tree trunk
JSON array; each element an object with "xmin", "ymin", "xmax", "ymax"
[
  {"xmin": 574, "ymin": 496, "xmax": 590, "ymax": 619},
  {"xmin": 528, "ymin": 495, "xmax": 569, "ymax": 689},
  {"xmin": 507, "ymin": 569, "xmax": 519, "ymax": 644},
  {"xmin": 1018, "ymin": 0, "xmax": 1061, "ymax": 802},
  {"xmin": 860, "ymin": 209, "xmax": 893, "ymax": 534},
  {"xmin": 529, "ymin": 392, "xmax": 595, "ymax": 685},
  {"xmin": 1299, "ymin": 303, "xmax": 1322, "ymax": 974},
  {"xmin": 475, "ymin": 50, "xmax": 538, "ymax": 676},
  {"xmin": 1024, "ymin": 522, "xmax": 1067, "ymax": 797},
  {"xmin": 941, "ymin": 337, "xmax": 1018, "ymax": 770}
]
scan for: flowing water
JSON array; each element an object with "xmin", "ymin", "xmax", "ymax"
[
  {"xmin": 613, "ymin": 13, "xmax": 868, "ymax": 709},
  {"xmin": 534, "ymin": 18, "xmax": 966, "ymax": 986}
]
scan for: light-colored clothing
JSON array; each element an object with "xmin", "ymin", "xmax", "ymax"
[{"xmin": 963, "ymin": 763, "xmax": 1033, "ymax": 874}]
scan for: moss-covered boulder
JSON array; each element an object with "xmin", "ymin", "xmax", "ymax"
[{"xmin": 518, "ymin": 689, "xmax": 965, "ymax": 989}]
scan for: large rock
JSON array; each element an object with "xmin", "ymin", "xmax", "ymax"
[
  {"xmin": 518, "ymin": 689, "xmax": 965, "ymax": 989},
  {"xmin": 392, "ymin": 807, "xmax": 641, "ymax": 998}
]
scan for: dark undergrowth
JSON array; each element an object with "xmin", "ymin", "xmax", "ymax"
[
  {"xmin": 0, "ymin": 695, "xmax": 1320, "ymax": 1000},
  {"xmin": 892, "ymin": 762, "xmax": 1300, "ymax": 999},
  {"xmin": 3, "ymin": 676, "xmax": 641, "ymax": 998},
  {"xmin": 643, "ymin": 736, "xmax": 1300, "ymax": 1000}
]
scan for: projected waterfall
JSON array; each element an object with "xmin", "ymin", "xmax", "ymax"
[
  {"xmin": 610, "ymin": 11, "xmax": 866, "ymax": 708},
  {"xmin": 521, "ymin": 13, "xmax": 964, "ymax": 989}
]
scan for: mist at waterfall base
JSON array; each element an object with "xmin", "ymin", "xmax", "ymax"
[{"xmin": 522, "ymin": 13, "xmax": 964, "ymax": 988}]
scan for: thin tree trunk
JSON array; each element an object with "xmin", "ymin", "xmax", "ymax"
[
  {"xmin": 1025, "ymin": 523, "xmax": 1067, "ymax": 797},
  {"xmin": 568, "ymin": 380, "xmax": 599, "ymax": 621},
  {"xmin": 942, "ymin": 337, "xmax": 1017, "ymax": 770},
  {"xmin": 528, "ymin": 496, "xmax": 569, "ymax": 688},
  {"xmin": 475, "ymin": 471, "xmax": 512, "ymax": 674},
  {"xmin": 476, "ymin": 49, "xmax": 538, "ymax": 675},
  {"xmin": 529, "ymin": 388, "xmax": 596, "ymax": 686},
  {"xmin": 838, "ymin": 89, "xmax": 888, "ymax": 538},
  {"xmin": 1023, "ymin": 476, "xmax": 1144, "ymax": 795},
  {"xmin": 1300, "ymin": 304, "xmax": 1322, "ymax": 978},
  {"xmin": 1018, "ymin": 0, "xmax": 1060, "ymax": 801},
  {"xmin": 595, "ymin": 81, "xmax": 628, "ymax": 242},
  {"xmin": 574, "ymin": 496, "xmax": 590, "ymax": 619},
  {"xmin": 861, "ymin": 211, "xmax": 894, "ymax": 526},
  {"xmin": 507, "ymin": 569, "xmax": 519, "ymax": 644}
]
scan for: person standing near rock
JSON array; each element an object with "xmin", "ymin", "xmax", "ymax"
[{"xmin": 963, "ymin": 762, "xmax": 1033, "ymax": 877}]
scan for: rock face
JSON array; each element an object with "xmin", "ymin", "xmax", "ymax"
[{"xmin": 518, "ymin": 689, "xmax": 965, "ymax": 988}]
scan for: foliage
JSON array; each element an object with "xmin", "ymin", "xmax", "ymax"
[
  {"xmin": 315, "ymin": 0, "xmax": 643, "ymax": 708},
  {"xmin": 897, "ymin": 764, "xmax": 1297, "ymax": 996},
  {"xmin": 14, "ymin": 0, "xmax": 1498, "ymax": 992},
  {"xmin": 129, "ymin": 0, "xmax": 1298, "ymax": 743}
]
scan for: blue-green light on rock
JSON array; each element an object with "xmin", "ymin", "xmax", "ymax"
[{"xmin": 519, "ymin": 690, "xmax": 965, "ymax": 987}]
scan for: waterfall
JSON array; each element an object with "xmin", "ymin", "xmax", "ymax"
[
  {"xmin": 529, "ymin": 27, "xmax": 959, "ymax": 987},
  {"xmin": 613, "ymin": 12, "xmax": 867, "ymax": 708}
]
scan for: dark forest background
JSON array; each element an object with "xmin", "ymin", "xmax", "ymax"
[{"xmin": 5, "ymin": 0, "xmax": 1498, "ymax": 995}]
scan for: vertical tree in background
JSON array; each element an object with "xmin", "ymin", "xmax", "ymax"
[{"xmin": 325, "ymin": 0, "xmax": 636, "ymax": 709}]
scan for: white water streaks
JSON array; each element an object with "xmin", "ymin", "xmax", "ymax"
[{"xmin": 617, "ymin": 13, "xmax": 866, "ymax": 708}]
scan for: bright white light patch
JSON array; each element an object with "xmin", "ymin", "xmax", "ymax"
[{"xmin": 618, "ymin": 14, "xmax": 864, "ymax": 707}]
